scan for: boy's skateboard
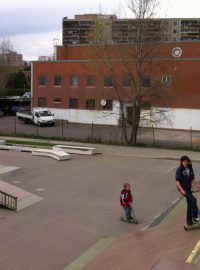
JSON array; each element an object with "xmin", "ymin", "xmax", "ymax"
[
  {"xmin": 184, "ymin": 222, "xmax": 200, "ymax": 231},
  {"xmin": 120, "ymin": 217, "xmax": 139, "ymax": 224}
]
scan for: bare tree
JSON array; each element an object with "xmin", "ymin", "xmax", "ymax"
[
  {"xmin": 87, "ymin": 0, "xmax": 172, "ymax": 145},
  {"xmin": 0, "ymin": 39, "xmax": 13, "ymax": 97}
]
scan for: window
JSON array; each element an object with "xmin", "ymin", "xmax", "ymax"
[
  {"xmin": 70, "ymin": 75, "xmax": 78, "ymax": 86},
  {"xmin": 38, "ymin": 75, "xmax": 46, "ymax": 86},
  {"xmin": 162, "ymin": 75, "xmax": 172, "ymax": 84},
  {"xmin": 53, "ymin": 98, "xmax": 62, "ymax": 103},
  {"xmin": 54, "ymin": 75, "xmax": 62, "ymax": 86},
  {"xmin": 142, "ymin": 77, "xmax": 151, "ymax": 87},
  {"xmin": 104, "ymin": 76, "xmax": 113, "ymax": 87},
  {"xmin": 69, "ymin": 98, "xmax": 78, "ymax": 109},
  {"xmin": 102, "ymin": 100, "xmax": 113, "ymax": 110},
  {"xmin": 38, "ymin": 97, "xmax": 46, "ymax": 107},
  {"xmin": 123, "ymin": 75, "xmax": 131, "ymax": 87},
  {"xmin": 86, "ymin": 99, "xmax": 95, "ymax": 109},
  {"xmin": 87, "ymin": 75, "xmax": 95, "ymax": 86}
]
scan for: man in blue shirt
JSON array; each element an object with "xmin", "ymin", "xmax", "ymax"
[{"xmin": 175, "ymin": 155, "xmax": 199, "ymax": 226}]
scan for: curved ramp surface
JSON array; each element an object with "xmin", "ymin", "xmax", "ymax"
[
  {"xmin": 32, "ymin": 149, "xmax": 71, "ymax": 160},
  {"xmin": 83, "ymin": 217, "xmax": 200, "ymax": 270}
]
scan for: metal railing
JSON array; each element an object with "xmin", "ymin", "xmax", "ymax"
[{"xmin": 0, "ymin": 191, "xmax": 17, "ymax": 210}]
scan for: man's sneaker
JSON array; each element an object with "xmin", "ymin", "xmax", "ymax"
[
  {"xmin": 187, "ymin": 221, "xmax": 195, "ymax": 226},
  {"xmin": 192, "ymin": 218, "xmax": 200, "ymax": 223}
]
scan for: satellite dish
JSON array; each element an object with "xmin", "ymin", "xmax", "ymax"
[{"xmin": 101, "ymin": 100, "xmax": 107, "ymax": 106}]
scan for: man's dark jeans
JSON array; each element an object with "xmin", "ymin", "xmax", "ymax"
[{"xmin": 185, "ymin": 192, "xmax": 198, "ymax": 223}]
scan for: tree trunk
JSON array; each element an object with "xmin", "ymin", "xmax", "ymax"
[
  {"xmin": 119, "ymin": 101, "xmax": 129, "ymax": 145},
  {"xmin": 129, "ymin": 103, "xmax": 141, "ymax": 146}
]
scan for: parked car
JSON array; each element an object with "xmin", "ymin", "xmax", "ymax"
[
  {"xmin": 16, "ymin": 109, "xmax": 55, "ymax": 126},
  {"xmin": 22, "ymin": 92, "xmax": 31, "ymax": 99}
]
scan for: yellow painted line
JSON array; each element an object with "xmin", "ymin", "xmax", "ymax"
[{"xmin": 186, "ymin": 240, "xmax": 200, "ymax": 264}]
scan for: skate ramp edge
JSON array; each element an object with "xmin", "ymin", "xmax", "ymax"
[
  {"xmin": 0, "ymin": 180, "xmax": 43, "ymax": 211},
  {"xmin": 77, "ymin": 195, "xmax": 200, "ymax": 270},
  {"xmin": 63, "ymin": 237, "xmax": 115, "ymax": 270}
]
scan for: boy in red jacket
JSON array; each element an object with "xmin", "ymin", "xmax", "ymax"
[{"xmin": 120, "ymin": 182, "xmax": 133, "ymax": 220}]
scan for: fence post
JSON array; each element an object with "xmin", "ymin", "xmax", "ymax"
[
  {"xmin": 121, "ymin": 120, "xmax": 124, "ymax": 143},
  {"xmin": 190, "ymin": 126, "xmax": 193, "ymax": 149},
  {"xmin": 14, "ymin": 118, "xmax": 17, "ymax": 135},
  {"xmin": 152, "ymin": 124, "xmax": 156, "ymax": 146},
  {"xmin": 61, "ymin": 119, "xmax": 64, "ymax": 139},
  {"xmin": 90, "ymin": 122, "xmax": 94, "ymax": 140},
  {"xmin": 36, "ymin": 125, "xmax": 39, "ymax": 137}
]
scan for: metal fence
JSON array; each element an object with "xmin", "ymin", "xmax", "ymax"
[
  {"xmin": 0, "ymin": 190, "xmax": 17, "ymax": 210},
  {"xmin": 1, "ymin": 116, "xmax": 200, "ymax": 150}
]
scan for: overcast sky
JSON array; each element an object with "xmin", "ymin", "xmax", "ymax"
[{"xmin": 1, "ymin": 0, "xmax": 200, "ymax": 60}]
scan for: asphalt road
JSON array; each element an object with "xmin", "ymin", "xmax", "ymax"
[{"xmin": 0, "ymin": 149, "xmax": 198, "ymax": 270}]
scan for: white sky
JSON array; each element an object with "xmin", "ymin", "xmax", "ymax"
[{"xmin": 1, "ymin": 0, "xmax": 200, "ymax": 60}]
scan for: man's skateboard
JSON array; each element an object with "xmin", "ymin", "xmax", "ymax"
[
  {"xmin": 184, "ymin": 222, "xmax": 200, "ymax": 231},
  {"xmin": 120, "ymin": 217, "xmax": 139, "ymax": 224}
]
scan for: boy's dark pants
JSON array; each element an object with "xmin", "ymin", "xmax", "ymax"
[
  {"xmin": 185, "ymin": 192, "xmax": 198, "ymax": 223},
  {"xmin": 123, "ymin": 206, "xmax": 132, "ymax": 219}
]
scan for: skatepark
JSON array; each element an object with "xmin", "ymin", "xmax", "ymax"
[{"xmin": 0, "ymin": 138, "xmax": 200, "ymax": 269}]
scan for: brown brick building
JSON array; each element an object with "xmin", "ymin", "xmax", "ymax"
[{"xmin": 32, "ymin": 41, "xmax": 200, "ymax": 129}]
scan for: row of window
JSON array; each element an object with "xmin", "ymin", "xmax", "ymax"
[
  {"xmin": 38, "ymin": 75, "xmax": 172, "ymax": 87},
  {"xmin": 38, "ymin": 98, "xmax": 113, "ymax": 110}
]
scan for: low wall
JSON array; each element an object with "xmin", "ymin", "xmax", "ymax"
[
  {"xmin": 147, "ymin": 108, "xmax": 200, "ymax": 130},
  {"xmin": 34, "ymin": 105, "xmax": 200, "ymax": 130},
  {"xmin": 34, "ymin": 101, "xmax": 120, "ymax": 126}
]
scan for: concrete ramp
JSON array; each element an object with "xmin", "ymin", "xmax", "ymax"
[
  {"xmin": 53, "ymin": 145, "xmax": 99, "ymax": 155},
  {"xmin": 0, "ymin": 145, "xmax": 34, "ymax": 152},
  {"xmin": 0, "ymin": 180, "xmax": 42, "ymax": 211},
  {"xmin": 82, "ymin": 217, "xmax": 200, "ymax": 270},
  {"xmin": 0, "ymin": 165, "xmax": 20, "ymax": 175},
  {"xmin": 32, "ymin": 149, "xmax": 71, "ymax": 160}
]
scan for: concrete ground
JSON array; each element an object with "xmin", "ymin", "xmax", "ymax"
[{"xmin": 0, "ymin": 145, "xmax": 200, "ymax": 270}]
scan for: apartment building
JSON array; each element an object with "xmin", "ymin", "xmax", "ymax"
[
  {"xmin": 63, "ymin": 14, "xmax": 200, "ymax": 45},
  {"xmin": 2, "ymin": 50, "xmax": 23, "ymax": 67}
]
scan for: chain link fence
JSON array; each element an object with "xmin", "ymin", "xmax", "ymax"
[{"xmin": 1, "ymin": 116, "xmax": 200, "ymax": 149}]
